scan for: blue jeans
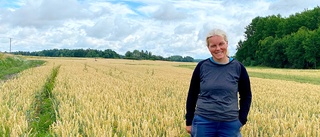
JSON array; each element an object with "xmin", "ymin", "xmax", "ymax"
[{"xmin": 191, "ymin": 115, "xmax": 242, "ymax": 137}]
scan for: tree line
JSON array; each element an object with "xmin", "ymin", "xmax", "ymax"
[
  {"xmin": 13, "ymin": 49, "xmax": 194, "ymax": 62},
  {"xmin": 235, "ymin": 6, "xmax": 320, "ymax": 69}
]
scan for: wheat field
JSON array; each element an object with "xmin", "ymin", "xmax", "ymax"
[{"xmin": 1, "ymin": 57, "xmax": 320, "ymax": 136}]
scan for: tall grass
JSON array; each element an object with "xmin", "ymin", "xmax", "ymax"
[{"xmin": 0, "ymin": 54, "xmax": 45, "ymax": 80}]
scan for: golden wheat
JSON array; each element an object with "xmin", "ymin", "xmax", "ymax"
[
  {"xmin": 1, "ymin": 57, "xmax": 320, "ymax": 136},
  {"xmin": 242, "ymin": 77, "xmax": 320, "ymax": 137},
  {"xmin": 48, "ymin": 59, "xmax": 191, "ymax": 136},
  {"xmin": 0, "ymin": 61, "xmax": 54, "ymax": 136}
]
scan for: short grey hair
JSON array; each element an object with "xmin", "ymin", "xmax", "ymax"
[{"xmin": 206, "ymin": 29, "xmax": 228, "ymax": 47}]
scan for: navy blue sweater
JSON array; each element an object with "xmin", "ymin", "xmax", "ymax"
[{"xmin": 185, "ymin": 58, "xmax": 252, "ymax": 126}]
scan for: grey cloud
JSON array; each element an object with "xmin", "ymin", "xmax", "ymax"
[
  {"xmin": 86, "ymin": 16, "xmax": 142, "ymax": 41},
  {"xmin": 109, "ymin": 17, "xmax": 142, "ymax": 40},
  {"xmin": 142, "ymin": 30, "xmax": 161, "ymax": 42},
  {"xmin": 73, "ymin": 38, "xmax": 95, "ymax": 49},
  {"xmin": 152, "ymin": 2, "xmax": 187, "ymax": 21},
  {"xmin": 37, "ymin": 0, "xmax": 88, "ymax": 20},
  {"xmin": 197, "ymin": 23, "xmax": 226, "ymax": 41},
  {"xmin": 18, "ymin": 27, "xmax": 38, "ymax": 36},
  {"xmin": 174, "ymin": 24, "xmax": 195, "ymax": 35},
  {"xmin": 0, "ymin": 24, "xmax": 10, "ymax": 34},
  {"xmin": 86, "ymin": 18, "xmax": 114, "ymax": 39},
  {"xmin": 116, "ymin": 31, "xmax": 171, "ymax": 56},
  {"xmin": 3, "ymin": 0, "xmax": 90, "ymax": 28}
]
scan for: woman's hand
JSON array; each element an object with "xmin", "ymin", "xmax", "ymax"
[{"xmin": 186, "ymin": 126, "xmax": 192, "ymax": 134}]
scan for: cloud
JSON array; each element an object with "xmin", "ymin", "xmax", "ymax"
[
  {"xmin": 86, "ymin": 16, "xmax": 142, "ymax": 41},
  {"xmin": 152, "ymin": 2, "xmax": 188, "ymax": 21},
  {"xmin": 269, "ymin": 0, "xmax": 319, "ymax": 17},
  {"xmin": 174, "ymin": 24, "xmax": 195, "ymax": 35},
  {"xmin": 3, "ymin": 0, "xmax": 90, "ymax": 28},
  {"xmin": 86, "ymin": 17, "xmax": 114, "ymax": 39},
  {"xmin": 1, "ymin": 0, "xmax": 320, "ymax": 59},
  {"xmin": 108, "ymin": 17, "xmax": 142, "ymax": 41}
]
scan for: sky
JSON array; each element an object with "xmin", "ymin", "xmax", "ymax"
[{"xmin": 0, "ymin": 0, "xmax": 319, "ymax": 59}]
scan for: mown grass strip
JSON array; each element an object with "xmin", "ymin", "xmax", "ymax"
[
  {"xmin": 27, "ymin": 65, "xmax": 60, "ymax": 136},
  {"xmin": 175, "ymin": 64, "xmax": 196, "ymax": 69},
  {"xmin": 248, "ymin": 71, "xmax": 320, "ymax": 85}
]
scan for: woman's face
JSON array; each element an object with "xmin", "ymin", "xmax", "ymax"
[{"xmin": 207, "ymin": 35, "xmax": 228, "ymax": 62}]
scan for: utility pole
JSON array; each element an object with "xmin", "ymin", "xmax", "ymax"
[{"xmin": 0, "ymin": 36, "xmax": 11, "ymax": 53}]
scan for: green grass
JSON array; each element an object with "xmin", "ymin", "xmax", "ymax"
[
  {"xmin": 176, "ymin": 64, "xmax": 196, "ymax": 69},
  {"xmin": 27, "ymin": 66, "xmax": 60, "ymax": 136},
  {"xmin": 0, "ymin": 54, "xmax": 45, "ymax": 80},
  {"xmin": 0, "ymin": 126, "xmax": 10, "ymax": 137},
  {"xmin": 248, "ymin": 71, "xmax": 320, "ymax": 85}
]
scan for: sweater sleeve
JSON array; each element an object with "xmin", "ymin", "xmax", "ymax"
[
  {"xmin": 185, "ymin": 61, "xmax": 203, "ymax": 126},
  {"xmin": 238, "ymin": 64, "xmax": 252, "ymax": 125}
]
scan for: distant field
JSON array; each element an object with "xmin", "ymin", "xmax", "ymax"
[
  {"xmin": 246, "ymin": 67, "xmax": 320, "ymax": 85},
  {"xmin": 177, "ymin": 64, "xmax": 320, "ymax": 85},
  {"xmin": 1, "ymin": 57, "xmax": 320, "ymax": 136}
]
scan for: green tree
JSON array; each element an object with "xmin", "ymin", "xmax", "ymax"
[
  {"xmin": 285, "ymin": 27, "xmax": 309, "ymax": 68},
  {"xmin": 236, "ymin": 6, "xmax": 320, "ymax": 68},
  {"xmin": 168, "ymin": 55, "xmax": 183, "ymax": 62},
  {"xmin": 182, "ymin": 56, "xmax": 194, "ymax": 62},
  {"xmin": 125, "ymin": 51, "xmax": 133, "ymax": 59},
  {"xmin": 132, "ymin": 50, "xmax": 141, "ymax": 60},
  {"xmin": 303, "ymin": 28, "xmax": 320, "ymax": 68},
  {"xmin": 86, "ymin": 49, "xmax": 98, "ymax": 57},
  {"xmin": 256, "ymin": 36, "xmax": 274, "ymax": 66},
  {"xmin": 269, "ymin": 38, "xmax": 287, "ymax": 68}
]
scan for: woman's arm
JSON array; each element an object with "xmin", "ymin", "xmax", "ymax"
[{"xmin": 238, "ymin": 64, "xmax": 252, "ymax": 125}]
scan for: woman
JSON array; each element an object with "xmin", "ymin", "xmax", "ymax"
[{"xmin": 185, "ymin": 29, "xmax": 252, "ymax": 137}]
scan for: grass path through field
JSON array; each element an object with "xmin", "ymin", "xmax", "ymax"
[{"xmin": 27, "ymin": 65, "xmax": 60, "ymax": 136}]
